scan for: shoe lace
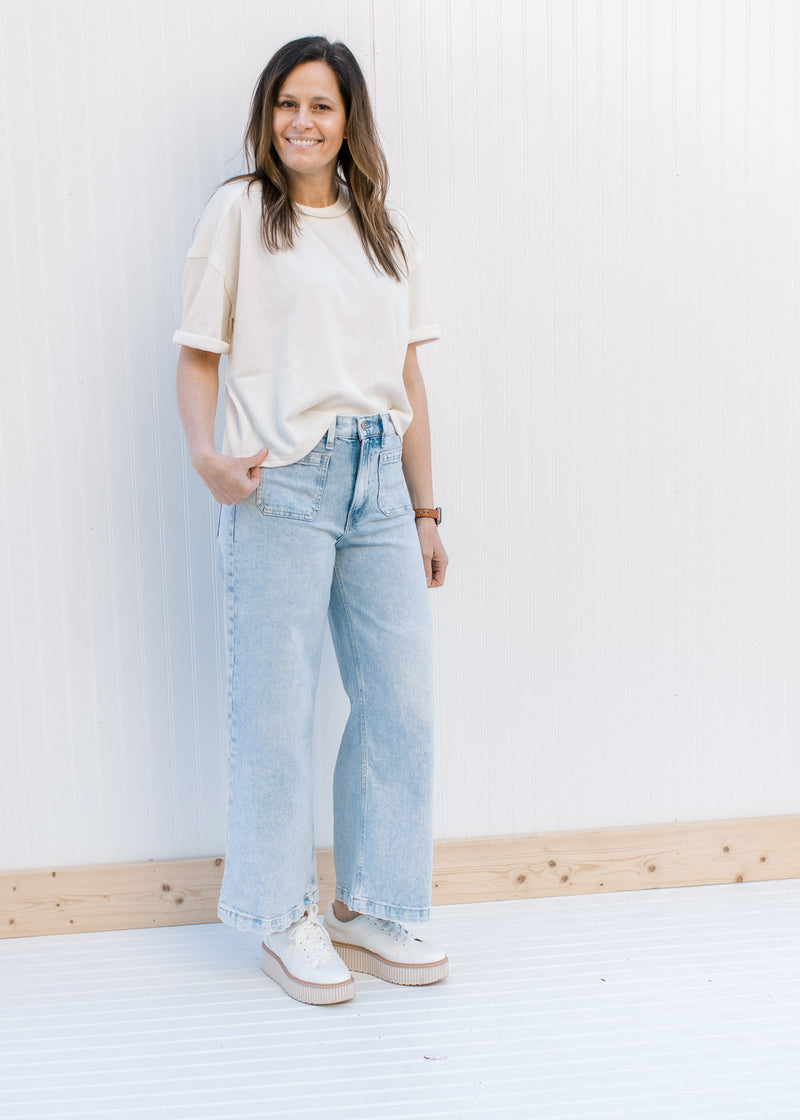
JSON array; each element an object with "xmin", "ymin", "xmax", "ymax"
[
  {"xmin": 367, "ymin": 916, "xmax": 416, "ymax": 943},
  {"xmin": 288, "ymin": 904, "xmax": 337, "ymax": 966}
]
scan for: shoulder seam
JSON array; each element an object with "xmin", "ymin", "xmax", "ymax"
[
  {"xmin": 207, "ymin": 254, "xmax": 236, "ymax": 304},
  {"xmin": 185, "ymin": 249, "xmax": 236, "ymax": 304}
]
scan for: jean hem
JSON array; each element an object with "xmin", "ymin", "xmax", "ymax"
[
  {"xmin": 334, "ymin": 886, "xmax": 431, "ymax": 924},
  {"xmin": 217, "ymin": 894, "xmax": 319, "ymax": 935}
]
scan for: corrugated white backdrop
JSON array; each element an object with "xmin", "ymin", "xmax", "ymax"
[{"xmin": 1, "ymin": 0, "xmax": 798, "ymax": 873}]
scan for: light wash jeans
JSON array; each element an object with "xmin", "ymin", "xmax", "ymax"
[{"xmin": 215, "ymin": 412, "xmax": 436, "ymax": 935}]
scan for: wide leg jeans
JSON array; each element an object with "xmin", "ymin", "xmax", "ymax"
[{"xmin": 215, "ymin": 412, "xmax": 436, "ymax": 935}]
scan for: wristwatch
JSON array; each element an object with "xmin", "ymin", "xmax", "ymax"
[{"xmin": 414, "ymin": 507, "xmax": 442, "ymax": 525}]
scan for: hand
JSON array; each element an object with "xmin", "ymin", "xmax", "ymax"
[
  {"xmin": 194, "ymin": 447, "xmax": 269, "ymax": 505},
  {"xmin": 415, "ymin": 518, "xmax": 448, "ymax": 588}
]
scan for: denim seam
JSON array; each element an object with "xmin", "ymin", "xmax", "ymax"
[
  {"xmin": 332, "ymin": 887, "xmax": 431, "ymax": 923},
  {"xmin": 332, "ymin": 561, "xmax": 369, "ymax": 898},
  {"xmin": 218, "ymin": 893, "xmax": 319, "ymax": 935},
  {"xmin": 219, "ymin": 506, "xmax": 238, "ymax": 924},
  {"xmin": 226, "ymin": 504, "xmax": 237, "ymax": 776},
  {"xmin": 255, "ymin": 457, "xmax": 329, "ymax": 520},
  {"xmin": 377, "ymin": 449, "xmax": 413, "ymax": 515}
]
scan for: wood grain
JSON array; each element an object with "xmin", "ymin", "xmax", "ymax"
[{"xmin": 3, "ymin": 815, "xmax": 798, "ymax": 938}]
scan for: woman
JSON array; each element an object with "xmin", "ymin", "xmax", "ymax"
[{"xmin": 174, "ymin": 35, "xmax": 448, "ymax": 1006}]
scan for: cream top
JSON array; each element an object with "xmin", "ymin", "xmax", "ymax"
[{"xmin": 173, "ymin": 179, "xmax": 441, "ymax": 466}]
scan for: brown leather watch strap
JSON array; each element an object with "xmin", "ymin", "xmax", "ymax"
[{"xmin": 414, "ymin": 507, "xmax": 442, "ymax": 525}]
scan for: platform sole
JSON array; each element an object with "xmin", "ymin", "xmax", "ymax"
[
  {"xmin": 331, "ymin": 942, "xmax": 449, "ymax": 986},
  {"xmin": 260, "ymin": 943, "xmax": 355, "ymax": 1005}
]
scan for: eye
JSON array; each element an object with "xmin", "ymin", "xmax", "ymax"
[
  {"xmin": 277, "ymin": 100, "xmax": 296, "ymax": 109},
  {"xmin": 315, "ymin": 104, "xmax": 332, "ymax": 111}
]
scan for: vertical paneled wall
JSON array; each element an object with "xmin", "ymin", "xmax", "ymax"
[{"xmin": 1, "ymin": 0, "xmax": 798, "ymax": 873}]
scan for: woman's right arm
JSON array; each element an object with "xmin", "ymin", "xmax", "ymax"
[{"xmin": 176, "ymin": 345, "xmax": 268, "ymax": 504}]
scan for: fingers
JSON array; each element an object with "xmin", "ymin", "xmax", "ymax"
[
  {"xmin": 244, "ymin": 450, "xmax": 266, "ymax": 490},
  {"xmin": 415, "ymin": 521, "xmax": 448, "ymax": 588},
  {"xmin": 429, "ymin": 557, "xmax": 447, "ymax": 588},
  {"xmin": 202, "ymin": 451, "xmax": 269, "ymax": 505},
  {"xmin": 246, "ymin": 447, "xmax": 269, "ymax": 467},
  {"xmin": 197, "ymin": 447, "xmax": 270, "ymax": 505},
  {"xmin": 238, "ymin": 459, "xmax": 262, "ymax": 501},
  {"xmin": 428, "ymin": 555, "xmax": 447, "ymax": 587}
]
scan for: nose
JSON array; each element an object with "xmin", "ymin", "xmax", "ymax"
[{"xmin": 292, "ymin": 106, "xmax": 312, "ymax": 130}]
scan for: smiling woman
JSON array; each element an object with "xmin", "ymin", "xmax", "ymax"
[
  {"xmin": 173, "ymin": 36, "xmax": 448, "ymax": 1008},
  {"xmin": 272, "ymin": 62, "xmax": 347, "ymax": 204},
  {"xmin": 226, "ymin": 36, "xmax": 409, "ymax": 278}
]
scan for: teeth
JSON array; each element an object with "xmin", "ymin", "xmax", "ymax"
[{"xmin": 288, "ymin": 138, "xmax": 319, "ymax": 147}]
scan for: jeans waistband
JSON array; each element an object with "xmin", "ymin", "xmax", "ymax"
[{"xmin": 325, "ymin": 412, "xmax": 396, "ymax": 447}]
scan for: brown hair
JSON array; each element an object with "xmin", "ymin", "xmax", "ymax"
[{"xmin": 227, "ymin": 36, "xmax": 406, "ymax": 280}]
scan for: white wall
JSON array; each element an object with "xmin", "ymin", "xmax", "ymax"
[{"xmin": 2, "ymin": 0, "xmax": 798, "ymax": 873}]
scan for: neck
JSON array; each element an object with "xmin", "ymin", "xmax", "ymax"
[{"xmin": 287, "ymin": 172, "xmax": 339, "ymax": 209}]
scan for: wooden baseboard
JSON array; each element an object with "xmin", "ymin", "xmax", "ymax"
[{"xmin": 3, "ymin": 815, "xmax": 798, "ymax": 938}]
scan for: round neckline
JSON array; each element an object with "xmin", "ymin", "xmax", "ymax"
[{"xmin": 294, "ymin": 184, "xmax": 350, "ymax": 218}]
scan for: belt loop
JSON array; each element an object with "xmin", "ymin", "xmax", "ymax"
[
  {"xmin": 326, "ymin": 415, "xmax": 337, "ymax": 449},
  {"xmin": 380, "ymin": 411, "xmax": 391, "ymax": 448}
]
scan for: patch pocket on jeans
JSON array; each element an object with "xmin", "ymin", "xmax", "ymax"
[
  {"xmin": 255, "ymin": 451, "xmax": 330, "ymax": 520},
  {"xmin": 377, "ymin": 447, "xmax": 413, "ymax": 515}
]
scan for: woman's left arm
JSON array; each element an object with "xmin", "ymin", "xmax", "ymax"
[{"xmin": 401, "ymin": 344, "xmax": 449, "ymax": 589}]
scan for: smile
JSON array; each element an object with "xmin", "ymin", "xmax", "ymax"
[{"xmin": 286, "ymin": 138, "xmax": 321, "ymax": 147}]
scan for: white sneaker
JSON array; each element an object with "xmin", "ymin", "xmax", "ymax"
[
  {"xmin": 322, "ymin": 901, "xmax": 449, "ymax": 986},
  {"xmin": 261, "ymin": 904, "xmax": 355, "ymax": 1005}
]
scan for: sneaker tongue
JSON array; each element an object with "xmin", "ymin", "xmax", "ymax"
[
  {"xmin": 293, "ymin": 915, "xmax": 326, "ymax": 948},
  {"xmin": 292, "ymin": 916, "xmax": 333, "ymax": 966},
  {"xmin": 289, "ymin": 904, "xmax": 319, "ymax": 931}
]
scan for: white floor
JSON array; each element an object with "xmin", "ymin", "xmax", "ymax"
[{"xmin": 2, "ymin": 880, "xmax": 799, "ymax": 1120}]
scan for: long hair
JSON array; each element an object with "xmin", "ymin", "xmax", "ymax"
[{"xmin": 227, "ymin": 36, "xmax": 406, "ymax": 280}]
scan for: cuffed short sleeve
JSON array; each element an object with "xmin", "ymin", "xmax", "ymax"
[
  {"xmin": 408, "ymin": 254, "xmax": 441, "ymax": 346},
  {"xmin": 173, "ymin": 257, "xmax": 233, "ymax": 354},
  {"xmin": 389, "ymin": 205, "xmax": 442, "ymax": 347},
  {"xmin": 173, "ymin": 183, "xmax": 243, "ymax": 355}
]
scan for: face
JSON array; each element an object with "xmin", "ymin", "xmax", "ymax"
[{"xmin": 272, "ymin": 61, "xmax": 347, "ymax": 190}]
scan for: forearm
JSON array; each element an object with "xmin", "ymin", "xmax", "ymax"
[
  {"xmin": 176, "ymin": 345, "xmax": 267, "ymax": 504},
  {"xmin": 401, "ymin": 348, "xmax": 436, "ymax": 508},
  {"xmin": 176, "ymin": 346, "xmax": 221, "ymax": 467},
  {"xmin": 400, "ymin": 344, "xmax": 448, "ymax": 588}
]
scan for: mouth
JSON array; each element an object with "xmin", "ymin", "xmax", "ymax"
[{"xmin": 285, "ymin": 137, "xmax": 322, "ymax": 148}]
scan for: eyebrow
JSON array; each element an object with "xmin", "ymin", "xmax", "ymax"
[{"xmin": 277, "ymin": 90, "xmax": 339, "ymax": 102}]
